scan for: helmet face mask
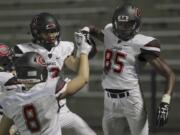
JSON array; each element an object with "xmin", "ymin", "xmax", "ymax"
[
  {"xmin": 114, "ymin": 20, "xmax": 138, "ymax": 41},
  {"xmin": 112, "ymin": 4, "xmax": 141, "ymax": 41},
  {"xmin": 30, "ymin": 12, "xmax": 61, "ymax": 51},
  {"xmin": 40, "ymin": 31, "xmax": 60, "ymax": 45}
]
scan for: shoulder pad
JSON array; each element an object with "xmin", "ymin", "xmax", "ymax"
[
  {"xmin": 59, "ymin": 41, "xmax": 74, "ymax": 55},
  {"xmin": 60, "ymin": 41, "xmax": 74, "ymax": 47},
  {"xmin": 15, "ymin": 43, "xmax": 43, "ymax": 53},
  {"xmin": 133, "ymin": 34, "xmax": 155, "ymax": 45},
  {"xmin": 104, "ymin": 23, "xmax": 112, "ymax": 30}
]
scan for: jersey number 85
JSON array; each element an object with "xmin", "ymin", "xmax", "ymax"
[{"xmin": 104, "ymin": 49, "xmax": 127, "ymax": 74}]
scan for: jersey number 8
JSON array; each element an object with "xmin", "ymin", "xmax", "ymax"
[{"xmin": 23, "ymin": 104, "xmax": 41, "ymax": 133}]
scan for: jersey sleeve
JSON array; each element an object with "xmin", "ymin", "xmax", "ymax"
[
  {"xmin": 134, "ymin": 34, "xmax": 161, "ymax": 61},
  {"xmin": 102, "ymin": 23, "xmax": 114, "ymax": 39},
  {"xmin": 141, "ymin": 40, "xmax": 160, "ymax": 54},
  {"xmin": 62, "ymin": 41, "xmax": 74, "ymax": 56},
  {"xmin": 13, "ymin": 45, "xmax": 23, "ymax": 54},
  {"xmin": 13, "ymin": 44, "xmax": 25, "ymax": 59},
  {"xmin": 139, "ymin": 39, "xmax": 161, "ymax": 62},
  {"xmin": 13, "ymin": 43, "xmax": 38, "ymax": 56},
  {"xmin": 44, "ymin": 77, "xmax": 68, "ymax": 98},
  {"xmin": 0, "ymin": 72, "xmax": 14, "ymax": 92},
  {"xmin": 102, "ymin": 23, "xmax": 118, "ymax": 47},
  {"xmin": 135, "ymin": 34, "xmax": 160, "ymax": 52}
]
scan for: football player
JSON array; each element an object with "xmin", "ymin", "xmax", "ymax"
[
  {"xmin": 0, "ymin": 43, "xmax": 23, "ymax": 135},
  {"xmin": 0, "ymin": 43, "xmax": 14, "ymax": 73},
  {"xmin": 13, "ymin": 12, "xmax": 96, "ymax": 135},
  {"xmin": 0, "ymin": 32, "xmax": 92, "ymax": 135},
  {"xmin": 0, "ymin": 43, "xmax": 15, "ymax": 117},
  {"xmin": 81, "ymin": 4, "xmax": 176, "ymax": 135},
  {"xmin": 0, "ymin": 43, "xmax": 15, "ymax": 113}
]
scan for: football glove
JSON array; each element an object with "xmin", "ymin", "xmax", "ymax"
[
  {"xmin": 156, "ymin": 94, "xmax": 171, "ymax": 127},
  {"xmin": 74, "ymin": 32, "xmax": 92, "ymax": 55},
  {"xmin": 81, "ymin": 26, "xmax": 97, "ymax": 59},
  {"xmin": 156, "ymin": 102, "xmax": 170, "ymax": 127}
]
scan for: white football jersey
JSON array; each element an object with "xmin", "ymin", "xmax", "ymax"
[
  {"xmin": 0, "ymin": 72, "xmax": 16, "ymax": 115},
  {"xmin": 0, "ymin": 72, "xmax": 15, "ymax": 92},
  {"xmin": 102, "ymin": 23, "xmax": 160, "ymax": 89},
  {"xmin": 15, "ymin": 41, "xmax": 74, "ymax": 105},
  {"xmin": 15, "ymin": 41, "xmax": 74, "ymax": 79},
  {"xmin": 0, "ymin": 77, "xmax": 67, "ymax": 135}
]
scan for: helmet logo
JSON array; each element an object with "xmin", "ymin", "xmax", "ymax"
[
  {"xmin": 35, "ymin": 55, "xmax": 46, "ymax": 66},
  {"xmin": 135, "ymin": 8, "xmax": 141, "ymax": 17},
  {"xmin": 117, "ymin": 15, "xmax": 129, "ymax": 22},
  {"xmin": 0, "ymin": 44, "xmax": 10, "ymax": 57}
]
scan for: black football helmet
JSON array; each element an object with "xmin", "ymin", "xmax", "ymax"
[
  {"xmin": 0, "ymin": 44, "xmax": 14, "ymax": 71},
  {"xmin": 15, "ymin": 52, "xmax": 48, "ymax": 83},
  {"xmin": 112, "ymin": 4, "xmax": 141, "ymax": 41},
  {"xmin": 30, "ymin": 12, "xmax": 61, "ymax": 51}
]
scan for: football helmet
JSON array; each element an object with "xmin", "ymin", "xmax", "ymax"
[
  {"xmin": 0, "ymin": 44, "xmax": 14, "ymax": 71},
  {"xmin": 112, "ymin": 4, "xmax": 141, "ymax": 41},
  {"xmin": 30, "ymin": 12, "xmax": 61, "ymax": 51},
  {"xmin": 15, "ymin": 52, "xmax": 48, "ymax": 83}
]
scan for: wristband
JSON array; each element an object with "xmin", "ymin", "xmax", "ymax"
[{"xmin": 161, "ymin": 94, "xmax": 171, "ymax": 104}]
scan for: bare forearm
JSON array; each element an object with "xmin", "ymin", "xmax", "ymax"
[
  {"xmin": 78, "ymin": 54, "xmax": 89, "ymax": 81},
  {"xmin": 149, "ymin": 57, "xmax": 176, "ymax": 95},
  {"xmin": 65, "ymin": 56, "xmax": 79, "ymax": 72},
  {"xmin": 164, "ymin": 68, "xmax": 176, "ymax": 95},
  {"xmin": 62, "ymin": 54, "xmax": 89, "ymax": 97}
]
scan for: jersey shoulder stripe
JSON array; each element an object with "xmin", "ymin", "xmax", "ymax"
[
  {"xmin": 0, "ymin": 72, "xmax": 14, "ymax": 86},
  {"xmin": 144, "ymin": 41, "xmax": 160, "ymax": 48},
  {"xmin": 4, "ymin": 77, "xmax": 21, "ymax": 86}
]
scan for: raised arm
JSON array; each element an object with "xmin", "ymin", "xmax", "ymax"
[
  {"xmin": 65, "ymin": 26, "xmax": 99, "ymax": 72},
  {"xmin": 65, "ymin": 53, "xmax": 89, "ymax": 96},
  {"xmin": 64, "ymin": 55, "xmax": 80, "ymax": 72},
  {"xmin": 58, "ymin": 32, "xmax": 92, "ymax": 99}
]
